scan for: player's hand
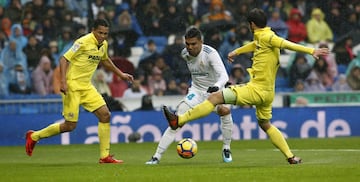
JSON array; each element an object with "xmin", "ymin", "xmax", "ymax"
[
  {"xmin": 207, "ymin": 86, "xmax": 219, "ymax": 93},
  {"xmin": 312, "ymin": 48, "xmax": 329, "ymax": 59},
  {"xmin": 227, "ymin": 51, "xmax": 237, "ymax": 63},
  {"xmin": 120, "ymin": 73, "xmax": 134, "ymax": 82},
  {"xmin": 60, "ymin": 82, "xmax": 67, "ymax": 95}
]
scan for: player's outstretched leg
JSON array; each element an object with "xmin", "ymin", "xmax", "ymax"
[
  {"xmin": 288, "ymin": 156, "xmax": 302, "ymax": 164},
  {"xmin": 162, "ymin": 106, "xmax": 179, "ymax": 130},
  {"xmin": 25, "ymin": 130, "xmax": 37, "ymax": 156}
]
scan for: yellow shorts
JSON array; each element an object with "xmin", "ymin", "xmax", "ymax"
[
  {"xmin": 222, "ymin": 84, "xmax": 274, "ymax": 120},
  {"xmin": 62, "ymin": 86, "xmax": 106, "ymax": 122}
]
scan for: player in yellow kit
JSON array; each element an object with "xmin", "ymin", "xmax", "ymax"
[
  {"xmin": 25, "ymin": 19, "xmax": 133, "ymax": 163},
  {"xmin": 162, "ymin": 8, "xmax": 329, "ymax": 164}
]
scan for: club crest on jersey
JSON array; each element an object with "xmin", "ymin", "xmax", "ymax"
[{"xmin": 71, "ymin": 43, "xmax": 80, "ymax": 52}]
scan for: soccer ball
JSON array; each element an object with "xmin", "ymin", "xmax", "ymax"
[{"xmin": 176, "ymin": 138, "xmax": 198, "ymax": 159}]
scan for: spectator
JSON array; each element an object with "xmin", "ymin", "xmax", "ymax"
[
  {"xmin": 219, "ymin": 31, "xmax": 241, "ymax": 73},
  {"xmin": 141, "ymin": 0, "xmax": 163, "ymax": 36},
  {"xmin": 333, "ymin": 36, "xmax": 355, "ymax": 66},
  {"xmin": 203, "ymin": 27, "xmax": 222, "ymax": 50},
  {"xmin": 24, "ymin": 0, "xmax": 50, "ymax": 23},
  {"xmin": 331, "ymin": 74, "xmax": 352, "ymax": 92},
  {"xmin": 0, "ymin": 30, "xmax": 9, "ymax": 53},
  {"xmin": 8, "ymin": 64, "xmax": 32, "ymax": 94},
  {"xmin": 122, "ymin": 78, "xmax": 148, "ymax": 98},
  {"xmin": 33, "ymin": 25, "xmax": 46, "ymax": 47},
  {"xmin": 4, "ymin": 0, "xmax": 22, "ymax": 23},
  {"xmin": 108, "ymin": 72, "xmax": 128, "ymax": 98},
  {"xmin": 234, "ymin": 23, "xmax": 252, "ymax": 44},
  {"xmin": 346, "ymin": 65, "xmax": 360, "ymax": 90},
  {"xmin": 229, "ymin": 64, "xmax": 247, "ymax": 85},
  {"xmin": 1, "ymin": 17, "xmax": 11, "ymax": 37},
  {"xmin": 135, "ymin": 94, "xmax": 155, "ymax": 111},
  {"xmin": 147, "ymin": 67, "xmax": 166, "ymax": 96},
  {"xmin": 57, "ymin": 26, "xmax": 73, "ymax": 54},
  {"xmin": 267, "ymin": 9, "xmax": 288, "ymax": 39},
  {"xmin": 112, "ymin": 3, "xmax": 142, "ymax": 57},
  {"xmin": 159, "ymin": 3, "xmax": 186, "ymax": 36},
  {"xmin": 31, "ymin": 55, "xmax": 54, "ymax": 96},
  {"xmin": 201, "ymin": 0, "xmax": 233, "ymax": 23},
  {"xmin": 64, "ymin": 0, "xmax": 88, "ymax": 18},
  {"xmin": 162, "ymin": 34, "xmax": 185, "ymax": 69},
  {"xmin": 182, "ymin": 4, "xmax": 198, "ymax": 28},
  {"xmin": 286, "ymin": 8, "xmax": 307, "ymax": 43},
  {"xmin": 23, "ymin": 35, "xmax": 43, "ymax": 71},
  {"xmin": 21, "ymin": 19, "xmax": 33, "ymax": 37},
  {"xmin": 306, "ymin": 8, "xmax": 333, "ymax": 44},
  {"xmin": 178, "ymin": 81, "xmax": 189, "ymax": 95},
  {"xmin": 153, "ymin": 56, "xmax": 174, "ymax": 83},
  {"xmin": 92, "ymin": 67, "xmax": 112, "ymax": 96},
  {"xmin": 311, "ymin": 56, "xmax": 334, "ymax": 89},
  {"xmin": 293, "ymin": 79, "xmax": 305, "ymax": 92},
  {"xmin": 318, "ymin": 42, "xmax": 338, "ymax": 78},
  {"xmin": 164, "ymin": 79, "xmax": 182, "ymax": 95},
  {"xmin": 139, "ymin": 39, "xmax": 159, "ymax": 62},
  {"xmin": 326, "ymin": 5, "xmax": 342, "ymax": 41},
  {"xmin": 0, "ymin": 39, "xmax": 27, "ymax": 72},
  {"xmin": 41, "ymin": 16, "xmax": 58, "ymax": 44},
  {"xmin": 288, "ymin": 53, "xmax": 312, "ymax": 87},
  {"xmin": 88, "ymin": 0, "xmax": 106, "ymax": 23},
  {"xmin": 0, "ymin": 62, "xmax": 8, "ymax": 96},
  {"xmin": 48, "ymin": 40, "xmax": 60, "ymax": 66},
  {"xmin": 303, "ymin": 70, "xmax": 326, "ymax": 92},
  {"xmin": 339, "ymin": 11, "xmax": 359, "ymax": 39},
  {"xmin": 9, "ymin": 24, "xmax": 28, "ymax": 50}
]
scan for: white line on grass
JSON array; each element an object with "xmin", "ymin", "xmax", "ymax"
[{"xmin": 244, "ymin": 149, "xmax": 360, "ymax": 152}]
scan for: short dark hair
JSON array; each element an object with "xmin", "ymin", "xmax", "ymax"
[
  {"xmin": 247, "ymin": 8, "xmax": 267, "ymax": 28},
  {"xmin": 184, "ymin": 27, "xmax": 202, "ymax": 40},
  {"xmin": 92, "ymin": 19, "xmax": 109, "ymax": 29}
]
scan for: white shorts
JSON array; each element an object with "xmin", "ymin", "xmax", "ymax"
[{"xmin": 176, "ymin": 87, "xmax": 229, "ymax": 115}]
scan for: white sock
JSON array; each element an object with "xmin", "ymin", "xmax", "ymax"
[
  {"xmin": 153, "ymin": 127, "xmax": 179, "ymax": 160},
  {"xmin": 221, "ymin": 114, "xmax": 233, "ymax": 150}
]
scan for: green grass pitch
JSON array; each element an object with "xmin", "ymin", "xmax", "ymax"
[{"xmin": 1, "ymin": 137, "xmax": 359, "ymax": 182}]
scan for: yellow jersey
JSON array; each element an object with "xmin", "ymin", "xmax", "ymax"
[
  {"xmin": 63, "ymin": 33, "xmax": 109, "ymax": 91},
  {"xmin": 234, "ymin": 27, "xmax": 314, "ymax": 90}
]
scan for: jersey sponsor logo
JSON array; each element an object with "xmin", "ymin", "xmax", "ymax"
[{"xmin": 88, "ymin": 55, "xmax": 102, "ymax": 62}]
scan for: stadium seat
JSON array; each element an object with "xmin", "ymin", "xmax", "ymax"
[{"xmin": 337, "ymin": 64, "xmax": 347, "ymax": 74}]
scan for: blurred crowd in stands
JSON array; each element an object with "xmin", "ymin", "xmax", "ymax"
[{"xmin": 0, "ymin": 0, "xmax": 360, "ymax": 99}]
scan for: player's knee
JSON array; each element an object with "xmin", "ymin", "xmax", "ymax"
[
  {"xmin": 258, "ymin": 119, "xmax": 271, "ymax": 131},
  {"xmin": 217, "ymin": 105, "xmax": 230, "ymax": 116},
  {"xmin": 99, "ymin": 110, "xmax": 111, "ymax": 122},
  {"xmin": 62, "ymin": 122, "xmax": 77, "ymax": 132}
]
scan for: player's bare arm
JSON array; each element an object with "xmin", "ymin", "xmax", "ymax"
[
  {"xmin": 59, "ymin": 56, "xmax": 69, "ymax": 94},
  {"xmin": 227, "ymin": 41, "xmax": 256, "ymax": 63},
  {"xmin": 102, "ymin": 58, "xmax": 134, "ymax": 82}
]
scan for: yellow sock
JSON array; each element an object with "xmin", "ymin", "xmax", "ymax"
[
  {"xmin": 266, "ymin": 125, "xmax": 294, "ymax": 158},
  {"xmin": 98, "ymin": 122, "xmax": 111, "ymax": 158},
  {"xmin": 31, "ymin": 123, "xmax": 61, "ymax": 141},
  {"xmin": 178, "ymin": 100, "xmax": 215, "ymax": 126}
]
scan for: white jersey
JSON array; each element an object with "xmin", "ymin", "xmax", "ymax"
[
  {"xmin": 177, "ymin": 44, "xmax": 229, "ymax": 112},
  {"xmin": 181, "ymin": 44, "xmax": 229, "ymax": 92}
]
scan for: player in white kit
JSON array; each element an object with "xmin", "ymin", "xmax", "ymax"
[{"xmin": 145, "ymin": 27, "xmax": 234, "ymax": 164}]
